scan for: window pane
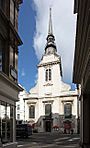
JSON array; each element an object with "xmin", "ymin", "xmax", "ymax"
[
  {"xmin": 45, "ymin": 69, "xmax": 48, "ymax": 81},
  {"xmin": 0, "ymin": 39, "xmax": 3, "ymax": 72},
  {"xmin": 10, "ymin": 0, "xmax": 14, "ymax": 25},
  {"xmin": 64, "ymin": 103, "xmax": 72, "ymax": 118},
  {"xmin": 15, "ymin": 52, "xmax": 18, "ymax": 71},
  {"xmin": 15, "ymin": 8, "xmax": 18, "ymax": 31},
  {"xmin": 17, "ymin": 105, "xmax": 20, "ymax": 110},
  {"xmin": 0, "ymin": 51, "xmax": 2, "ymax": 71},
  {"xmin": 0, "ymin": 0, "xmax": 5, "ymax": 11},
  {"xmin": 49, "ymin": 69, "xmax": 51, "ymax": 80},
  {"xmin": 10, "ymin": 46, "xmax": 13, "ymax": 67},
  {"xmin": 29, "ymin": 106, "xmax": 35, "ymax": 118},
  {"xmin": 45, "ymin": 104, "xmax": 51, "ymax": 116},
  {"xmin": 17, "ymin": 114, "xmax": 20, "ymax": 120},
  {"xmin": 0, "ymin": 102, "xmax": 11, "ymax": 143}
]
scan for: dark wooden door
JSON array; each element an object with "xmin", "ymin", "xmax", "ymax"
[{"xmin": 45, "ymin": 121, "xmax": 51, "ymax": 132}]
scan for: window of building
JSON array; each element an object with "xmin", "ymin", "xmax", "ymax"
[
  {"xmin": 0, "ymin": 102, "xmax": 13, "ymax": 143},
  {"xmin": 10, "ymin": 0, "xmax": 19, "ymax": 29},
  {"xmin": 0, "ymin": 0, "xmax": 5, "ymax": 11},
  {"xmin": 45, "ymin": 68, "xmax": 52, "ymax": 81},
  {"xmin": 45, "ymin": 104, "xmax": 51, "ymax": 117},
  {"xmin": 17, "ymin": 104, "xmax": 20, "ymax": 110},
  {"xmin": 17, "ymin": 114, "xmax": 20, "ymax": 120},
  {"xmin": 10, "ymin": 46, "xmax": 13, "ymax": 67},
  {"xmin": 45, "ymin": 69, "xmax": 48, "ymax": 81},
  {"xmin": 29, "ymin": 105, "xmax": 35, "ymax": 118},
  {"xmin": 10, "ymin": 0, "xmax": 15, "ymax": 25},
  {"xmin": 15, "ymin": 7, "xmax": 18, "ymax": 31},
  {"xmin": 49, "ymin": 69, "xmax": 51, "ymax": 80},
  {"xmin": 15, "ymin": 51, "xmax": 18, "ymax": 70},
  {"xmin": 64, "ymin": 103, "xmax": 72, "ymax": 118},
  {"xmin": 0, "ymin": 50, "xmax": 2, "ymax": 71},
  {"xmin": 10, "ymin": 46, "xmax": 17, "ymax": 80},
  {"xmin": 0, "ymin": 38, "xmax": 5, "ymax": 72}
]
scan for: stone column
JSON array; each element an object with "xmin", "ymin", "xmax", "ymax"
[
  {"xmin": 10, "ymin": 105, "xmax": 13, "ymax": 142},
  {"xmin": 13, "ymin": 105, "xmax": 16, "ymax": 142},
  {"xmin": 5, "ymin": 104, "xmax": 7, "ymax": 142},
  {"xmin": 10, "ymin": 104, "xmax": 16, "ymax": 142}
]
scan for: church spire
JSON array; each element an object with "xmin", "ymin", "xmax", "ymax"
[
  {"xmin": 45, "ymin": 7, "xmax": 57, "ymax": 55},
  {"xmin": 48, "ymin": 7, "xmax": 53, "ymax": 35}
]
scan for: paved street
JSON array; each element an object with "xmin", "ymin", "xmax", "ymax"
[{"xmin": 17, "ymin": 132, "xmax": 80, "ymax": 148}]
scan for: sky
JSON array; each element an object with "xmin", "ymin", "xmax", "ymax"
[{"xmin": 18, "ymin": 0, "xmax": 77, "ymax": 92}]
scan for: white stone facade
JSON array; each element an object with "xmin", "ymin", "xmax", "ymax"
[
  {"xmin": 17, "ymin": 82, "xmax": 78, "ymax": 133},
  {"xmin": 16, "ymin": 52, "xmax": 78, "ymax": 133},
  {"xmin": 16, "ymin": 8, "xmax": 78, "ymax": 134}
]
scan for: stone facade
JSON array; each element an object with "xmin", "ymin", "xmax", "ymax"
[
  {"xmin": 73, "ymin": 0, "xmax": 90, "ymax": 147},
  {"xmin": 17, "ymin": 8, "xmax": 78, "ymax": 134},
  {"xmin": 18, "ymin": 88, "xmax": 78, "ymax": 133},
  {"xmin": 0, "ymin": 0, "xmax": 23, "ymax": 147}
]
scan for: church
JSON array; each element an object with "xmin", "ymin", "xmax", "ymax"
[{"xmin": 17, "ymin": 8, "xmax": 78, "ymax": 134}]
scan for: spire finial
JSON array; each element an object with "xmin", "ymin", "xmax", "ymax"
[{"xmin": 48, "ymin": 7, "xmax": 53, "ymax": 35}]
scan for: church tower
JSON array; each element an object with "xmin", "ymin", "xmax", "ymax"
[
  {"xmin": 38, "ymin": 8, "xmax": 62, "ymax": 97},
  {"xmin": 18, "ymin": 8, "xmax": 78, "ymax": 134}
]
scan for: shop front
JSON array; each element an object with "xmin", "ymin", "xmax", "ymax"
[{"xmin": 0, "ymin": 72, "xmax": 23, "ymax": 148}]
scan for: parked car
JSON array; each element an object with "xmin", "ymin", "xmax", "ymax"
[{"xmin": 16, "ymin": 123, "xmax": 32, "ymax": 138}]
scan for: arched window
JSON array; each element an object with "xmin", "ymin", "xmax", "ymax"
[
  {"xmin": 45, "ymin": 104, "xmax": 51, "ymax": 117},
  {"xmin": 45, "ymin": 68, "xmax": 52, "ymax": 81},
  {"xmin": 45, "ymin": 69, "xmax": 48, "ymax": 81},
  {"xmin": 29, "ymin": 105, "xmax": 35, "ymax": 118},
  {"xmin": 17, "ymin": 104, "xmax": 20, "ymax": 110},
  {"xmin": 49, "ymin": 69, "xmax": 51, "ymax": 80},
  {"xmin": 64, "ymin": 103, "xmax": 72, "ymax": 118}
]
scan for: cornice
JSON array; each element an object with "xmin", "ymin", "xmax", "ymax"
[
  {"xmin": 27, "ymin": 101, "xmax": 37, "ymax": 105},
  {"xmin": 0, "ymin": 72, "xmax": 23, "ymax": 91},
  {"xmin": 42, "ymin": 100, "xmax": 54, "ymax": 103},
  {"xmin": 38, "ymin": 60, "xmax": 60, "ymax": 67},
  {"xmin": 61, "ymin": 100, "xmax": 74, "ymax": 104},
  {"xmin": 38, "ymin": 94, "xmax": 78, "ymax": 99}
]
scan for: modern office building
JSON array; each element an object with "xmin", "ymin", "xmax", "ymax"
[
  {"xmin": 17, "ymin": 8, "xmax": 78, "ymax": 134},
  {"xmin": 0, "ymin": 0, "xmax": 23, "ymax": 147},
  {"xmin": 73, "ymin": 0, "xmax": 90, "ymax": 147}
]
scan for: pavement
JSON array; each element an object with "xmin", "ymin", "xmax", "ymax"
[{"xmin": 17, "ymin": 132, "xmax": 80, "ymax": 148}]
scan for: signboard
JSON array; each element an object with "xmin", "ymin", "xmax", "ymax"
[{"xmin": 10, "ymin": 66, "xmax": 17, "ymax": 80}]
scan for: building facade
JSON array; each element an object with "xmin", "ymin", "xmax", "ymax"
[
  {"xmin": 17, "ymin": 8, "xmax": 78, "ymax": 134},
  {"xmin": 0, "ymin": 0, "xmax": 23, "ymax": 147},
  {"xmin": 73, "ymin": 0, "xmax": 90, "ymax": 147}
]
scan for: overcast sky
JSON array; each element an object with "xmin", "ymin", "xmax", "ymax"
[{"xmin": 33, "ymin": 0, "xmax": 77, "ymax": 84}]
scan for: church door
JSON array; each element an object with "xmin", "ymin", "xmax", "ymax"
[{"xmin": 45, "ymin": 121, "xmax": 51, "ymax": 132}]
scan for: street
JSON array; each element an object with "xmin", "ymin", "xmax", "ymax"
[{"xmin": 17, "ymin": 132, "xmax": 80, "ymax": 148}]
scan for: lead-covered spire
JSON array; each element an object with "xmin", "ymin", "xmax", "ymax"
[
  {"xmin": 48, "ymin": 7, "xmax": 53, "ymax": 35},
  {"xmin": 45, "ymin": 8, "xmax": 57, "ymax": 55}
]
